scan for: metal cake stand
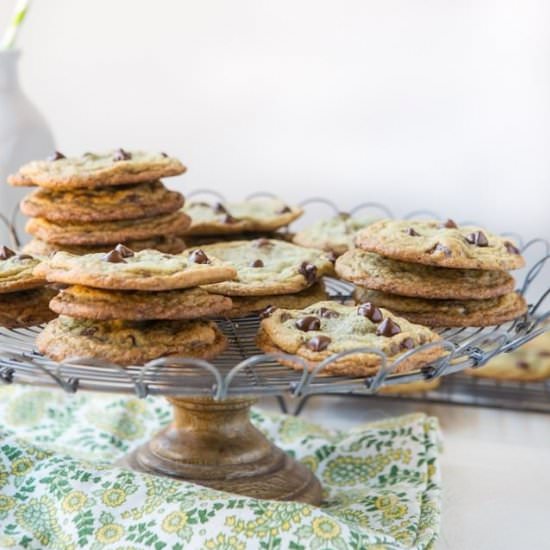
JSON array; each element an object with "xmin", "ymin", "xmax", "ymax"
[{"xmin": 0, "ymin": 199, "xmax": 548, "ymax": 504}]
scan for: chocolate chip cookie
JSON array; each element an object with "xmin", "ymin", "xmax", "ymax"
[
  {"xmin": 35, "ymin": 246, "xmax": 237, "ymax": 291},
  {"xmin": 50, "ymin": 285, "xmax": 233, "ymax": 321},
  {"xmin": 257, "ymin": 301, "xmax": 445, "ymax": 376},
  {"xmin": 226, "ymin": 282, "xmax": 328, "ymax": 318},
  {"xmin": 336, "ymin": 249, "xmax": 516, "ymax": 300},
  {"xmin": 37, "ymin": 316, "xmax": 227, "ymax": 366},
  {"xmin": 355, "ymin": 288, "xmax": 528, "ymax": 327},
  {"xmin": 379, "ymin": 378, "xmax": 441, "ymax": 395},
  {"xmin": 26, "ymin": 211, "xmax": 191, "ymax": 246},
  {"xmin": 467, "ymin": 329, "xmax": 550, "ymax": 381},
  {"xmin": 182, "ymin": 198, "xmax": 302, "ymax": 236},
  {"xmin": 292, "ymin": 213, "xmax": 374, "ymax": 256},
  {"xmin": 355, "ymin": 219, "xmax": 525, "ymax": 270},
  {"xmin": 9, "ymin": 150, "xmax": 186, "ymax": 189},
  {"xmin": 200, "ymin": 239, "xmax": 334, "ymax": 296},
  {"xmin": 23, "ymin": 236, "xmax": 187, "ymax": 257},
  {"xmin": 20, "ymin": 181, "xmax": 184, "ymax": 223},
  {"xmin": 0, "ymin": 287, "xmax": 57, "ymax": 328},
  {"xmin": 0, "ymin": 247, "xmax": 46, "ymax": 293}
]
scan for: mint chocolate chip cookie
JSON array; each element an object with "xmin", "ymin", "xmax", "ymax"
[
  {"xmin": 257, "ymin": 300, "xmax": 445, "ymax": 376},
  {"xmin": 293, "ymin": 213, "xmax": 375, "ymax": 256},
  {"xmin": 50, "ymin": 285, "xmax": 233, "ymax": 321},
  {"xmin": 37, "ymin": 316, "xmax": 227, "ymax": 366},
  {"xmin": 355, "ymin": 288, "xmax": 528, "ymax": 327},
  {"xmin": 182, "ymin": 197, "xmax": 302, "ymax": 236},
  {"xmin": 26, "ymin": 211, "xmax": 191, "ymax": 246},
  {"xmin": 200, "ymin": 239, "xmax": 334, "ymax": 296},
  {"xmin": 336, "ymin": 249, "xmax": 516, "ymax": 300},
  {"xmin": 21, "ymin": 181, "xmax": 184, "ymax": 223},
  {"xmin": 35, "ymin": 246, "xmax": 237, "ymax": 291},
  {"xmin": 355, "ymin": 219, "xmax": 525, "ymax": 270},
  {"xmin": 9, "ymin": 150, "xmax": 186, "ymax": 189},
  {"xmin": 0, "ymin": 247, "xmax": 46, "ymax": 293}
]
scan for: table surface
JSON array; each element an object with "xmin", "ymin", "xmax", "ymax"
[{"xmin": 259, "ymin": 395, "xmax": 550, "ymax": 550}]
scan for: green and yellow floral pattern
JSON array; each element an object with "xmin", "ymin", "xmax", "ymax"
[{"xmin": 0, "ymin": 386, "xmax": 441, "ymax": 549}]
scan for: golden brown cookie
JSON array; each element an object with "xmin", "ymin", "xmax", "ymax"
[
  {"xmin": 182, "ymin": 198, "xmax": 302, "ymax": 236},
  {"xmin": 355, "ymin": 219, "xmax": 525, "ymax": 271},
  {"xmin": 9, "ymin": 150, "xmax": 186, "ymax": 189},
  {"xmin": 257, "ymin": 301, "xmax": 445, "ymax": 376},
  {"xmin": 26, "ymin": 211, "xmax": 191, "ymax": 246},
  {"xmin": 336, "ymin": 249, "xmax": 516, "ymax": 300},
  {"xmin": 226, "ymin": 283, "xmax": 328, "ymax": 318},
  {"xmin": 355, "ymin": 288, "xmax": 528, "ymax": 327},
  {"xmin": 0, "ymin": 287, "xmax": 57, "ymax": 328},
  {"xmin": 0, "ymin": 247, "xmax": 46, "ymax": 294},
  {"xmin": 35, "ymin": 247, "xmax": 237, "ymax": 291},
  {"xmin": 200, "ymin": 239, "xmax": 334, "ymax": 296},
  {"xmin": 50, "ymin": 285, "xmax": 233, "ymax": 321},
  {"xmin": 20, "ymin": 181, "xmax": 184, "ymax": 222},
  {"xmin": 23, "ymin": 236, "xmax": 187, "ymax": 257},
  {"xmin": 466, "ymin": 330, "xmax": 550, "ymax": 381},
  {"xmin": 36, "ymin": 316, "xmax": 227, "ymax": 366}
]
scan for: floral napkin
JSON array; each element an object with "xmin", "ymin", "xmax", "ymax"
[{"xmin": 0, "ymin": 386, "xmax": 441, "ymax": 550}]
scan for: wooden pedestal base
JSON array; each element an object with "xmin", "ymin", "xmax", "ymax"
[{"xmin": 119, "ymin": 397, "xmax": 322, "ymax": 505}]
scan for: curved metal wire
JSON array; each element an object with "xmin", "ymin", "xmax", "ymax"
[
  {"xmin": 186, "ymin": 189, "xmax": 227, "ymax": 202},
  {"xmin": 348, "ymin": 202, "xmax": 394, "ymax": 218}
]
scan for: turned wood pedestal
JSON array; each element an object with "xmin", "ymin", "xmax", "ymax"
[{"xmin": 119, "ymin": 397, "xmax": 322, "ymax": 505}]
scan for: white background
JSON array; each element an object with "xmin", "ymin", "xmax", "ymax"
[{"xmin": 1, "ymin": 0, "xmax": 549, "ymax": 239}]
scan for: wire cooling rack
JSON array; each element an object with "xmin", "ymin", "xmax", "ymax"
[{"xmin": 0, "ymin": 196, "xmax": 548, "ymax": 405}]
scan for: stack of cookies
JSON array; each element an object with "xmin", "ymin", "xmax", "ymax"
[
  {"xmin": 0, "ymin": 245, "xmax": 55, "ymax": 328},
  {"xmin": 9, "ymin": 149, "xmax": 189, "ymax": 256},
  {"xmin": 199, "ymin": 239, "xmax": 334, "ymax": 317},
  {"xmin": 182, "ymin": 197, "xmax": 302, "ymax": 245},
  {"xmin": 35, "ymin": 246, "xmax": 237, "ymax": 366},
  {"xmin": 336, "ymin": 219, "xmax": 527, "ymax": 327}
]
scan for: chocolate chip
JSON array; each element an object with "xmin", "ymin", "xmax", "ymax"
[
  {"xmin": 104, "ymin": 250, "xmax": 127, "ymax": 263},
  {"xmin": 253, "ymin": 238, "xmax": 272, "ymax": 248},
  {"xmin": 357, "ymin": 302, "xmax": 383, "ymax": 323},
  {"xmin": 306, "ymin": 335, "xmax": 331, "ymax": 351},
  {"xmin": 214, "ymin": 202, "xmax": 228, "ymax": 214},
  {"xmin": 317, "ymin": 307, "xmax": 339, "ymax": 319},
  {"xmin": 81, "ymin": 327, "xmax": 97, "ymax": 337},
  {"xmin": 400, "ymin": 337, "xmax": 415, "ymax": 350},
  {"xmin": 298, "ymin": 262, "xmax": 318, "ymax": 285},
  {"xmin": 114, "ymin": 244, "xmax": 134, "ymax": 258},
  {"xmin": 259, "ymin": 305, "xmax": 276, "ymax": 319},
  {"xmin": 295, "ymin": 316, "xmax": 321, "ymax": 332},
  {"xmin": 48, "ymin": 151, "xmax": 66, "ymax": 161},
  {"xmin": 327, "ymin": 251, "xmax": 338, "ymax": 264},
  {"xmin": 16, "ymin": 254, "xmax": 33, "ymax": 260},
  {"xmin": 406, "ymin": 228, "xmax": 420, "ymax": 237},
  {"xmin": 538, "ymin": 351, "xmax": 550, "ymax": 358},
  {"xmin": 376, "ymin": 318, "xmax": 401, "ymax": 337},
  {"xmin": 465, "ymin": 231, "xmax": 489, "ymax": 247},
  {"xmin": 280, "ymin": 312, "xmax": 292, "ymax": 322},
  {"xmin": 504, "ymin": 241, "xmax": 520, "ymax": 255},
  {"xmin": 127, "ymin": 335, "xmax": 137, "ymax": 346},
  {"xmin": 442, "ymin": 219, "xmax": 458, "ymax": 229},
  {"xmin": 194, "ymin": 201, "xmax": 211, "ymax": 207},
  {"xmin": 278, "ymin": 205, "xmax": 292, "ymax": 214},
  {"xmin": 0, "ymin": 246, "xmax": 16, "ymax": 260},
  {"xmin": 250, "ymin": 259, "xmax": 264, "ymax": 268},
  {"xmin": 338, "ymin": 212, "xmax": 351, "ymax": 220},
  {"xmin": 189, "ymin": 249, "xmax": 210, "ymax": 264},
  {"xmin": 113, "ymin": 148, "xmax": 132, "ymax": 161},
  {"xmin": 160, "ymin": 152, "xmax": 168, "ymax": 158},
  {"xmin": 427, "ymin": 242, "xmax": 452, "ymax": 257},
  {"xmin": 222, "ymin": 214, "xmax": 238, "ymax": 224},
  {"xmin": 516, "ymin": 360, "xmax": 530, "ymax": 370}
]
